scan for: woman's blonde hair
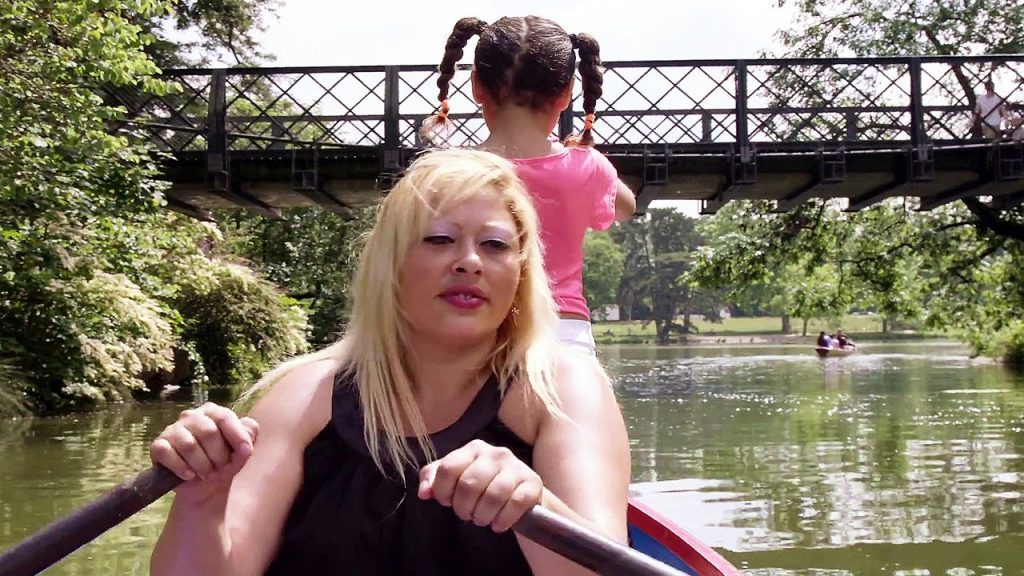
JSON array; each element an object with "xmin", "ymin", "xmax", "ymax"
[{"xmin": 242, "ymin": 148, "xmax": 562, "ymax": 474}]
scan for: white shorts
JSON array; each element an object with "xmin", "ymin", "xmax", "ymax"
[{"xmin": 557, "ymin": 319, "xmax": 596, "ymax": 355}]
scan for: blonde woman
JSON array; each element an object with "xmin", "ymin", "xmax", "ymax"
[{"xmin": 149, "ymin": 149, "xmax": 631, "ymax": 576}]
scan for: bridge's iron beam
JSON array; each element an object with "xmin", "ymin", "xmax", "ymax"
[
  {"xmin": 294, "ymin": 189, "xmax": 353, "ymax": 218},
  {"xmin": 773, "ymin": 179, "xmax": 825, "ymax": 213},
  {"xmin": 845, "ymin": 180, "xmax": 908, "ymax": 212},
  {"xmin": 774, "ymin": 147, "xmax": 846, "ymax": 212},
  {"xmin": 166, "ymin": 197, "xmax": 214, "ymax": 222},
  {"xmin": 212, "ymin": 182, "xmax": 283, "ymax": 220},
  {"xmin": 635, "ymin": 185, "xmax": 662, "ymax": 216},
  {"xmin": 990, "ymin": 189, "xmax": 1024, "ymax": 210},
  {"xmin": 700, "ymin": 196, "xmax": 729, "ymax": 215},
  {"xmin": 917, "ymin": 178, "xmax": 993, "ymax": 211}
]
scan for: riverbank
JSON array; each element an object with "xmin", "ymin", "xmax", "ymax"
[{"xmin": 592, "ymin": 316, "xmax": 946, "ymax": 345}]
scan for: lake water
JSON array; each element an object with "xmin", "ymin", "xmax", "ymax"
[{"xmin": 1, "ymin": 342, "xmax": 1021, "ymax": 575}]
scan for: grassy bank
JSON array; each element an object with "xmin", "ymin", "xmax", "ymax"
[{"xmin": 592, "ymin": 315, "xmax": 946, "ymax": 345}]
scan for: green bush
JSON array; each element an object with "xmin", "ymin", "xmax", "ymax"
[{"xmin": 173, "ymin": 259, "xmax": 309, "ymax": 388}]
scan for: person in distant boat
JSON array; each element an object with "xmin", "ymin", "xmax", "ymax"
[
  {"xmin": 816, "ymin": 331, "xmax": 833, "ymax": 348},
  {"xmin": 148, "ymin": 150, "xmax": 630, "ymax": 576},
  {"xmin": 834, "ymin": 329, "xmax": 855, "ymax": 349}
]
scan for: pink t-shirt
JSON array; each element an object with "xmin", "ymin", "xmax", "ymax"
[{"xmin": 511, "ymin": 147, "xmax": 618, "ymax": 319}]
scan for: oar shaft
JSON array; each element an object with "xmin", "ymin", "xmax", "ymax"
[
  {"xmin": 514, "ymin": 506, "xmax": 685, "ymax": 576},
  {"xmin": 0, "ymin": 466, "xmax": 181, "ymax": 576},
  {"xmin": 0, "ymin": 466, "xmax": 684, "ymax": 576}
]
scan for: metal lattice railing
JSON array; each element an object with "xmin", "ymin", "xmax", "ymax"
[{"xmin": 105, "ymin": 55, "xmax": 1024, "ymax": 155}]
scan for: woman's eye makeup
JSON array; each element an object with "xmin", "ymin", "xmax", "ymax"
[
  {"xmin": 423, "ymin": 234, "xmax": 454, "ymax": 244},
  {"xmin": 481, "ymin": 238, "xmax": 511, "ymax": 250}
]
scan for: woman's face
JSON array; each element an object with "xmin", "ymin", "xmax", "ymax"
[{"xmin": 398, "ymin": 192, "xmax": 521, "ymax": 347}]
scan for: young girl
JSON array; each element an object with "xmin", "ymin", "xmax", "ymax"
[{"xmin": 423, "ymin": 16, "xmax": 636, "ymax": 354}]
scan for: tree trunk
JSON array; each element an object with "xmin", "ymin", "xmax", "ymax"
[
  {"xmin": 617, "ymin": 285, "xmax": 633, "ymax": 321},
  {"xmin": 781, "ymin": 314, "xmax": 792, "ymax": 334},
  {"xmin": 801, "ymin": 317, "xmax": 809, "ymax": 336},
  {"xmin": 655, "ymin": 320, "xmax": 672, "ymax": 344},
  {"xmin": 882, "ymin": 317, "xmax": 889, "ymax": 333}
]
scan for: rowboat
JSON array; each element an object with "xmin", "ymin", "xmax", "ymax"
[
  {"xmin": 628, "ymin": 499, "xmax": 742, "ymax": 575},
  {"xmin": 814, "ymin": 346, "xmax": 857, "ymax": 358}
]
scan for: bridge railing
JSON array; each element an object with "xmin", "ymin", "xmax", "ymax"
[{"xmin": 105, "ymin": 55, "xmax": 1024, "ymax": 156}]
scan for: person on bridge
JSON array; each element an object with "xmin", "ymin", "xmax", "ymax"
[
  {"xmin": 422, "ymin": 16, "xmax": 637, "ymax": 355},
  {"xmin": 1007, "ymin": 103, "xmax": 1024, "ymax": 141},
  {"xmin": 974, "ymin": 80, "xmax": 1007, "ymax": 140},
  {"xmin": 147, "ymin": 149, "xmax": 630, "ymax": 576}
]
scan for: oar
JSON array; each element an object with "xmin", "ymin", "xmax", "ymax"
[
  {"xmin": 0, "ymin": 466, "xmax": 180, "ymax": 576},
  {"xmin": 515, "ymin": 505, "xmax": 686, "ymax": 576},
  {"xmin": 0, "ymin": 465, "xmax": 685, "ymax": 576}
]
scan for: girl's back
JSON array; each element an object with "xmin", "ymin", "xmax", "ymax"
[
  {"xmin": 511, "ymin": 147, "xmax": 618, "ymax": 317},
  {"xmin": 425, "ymin": 16, "xmax": 636, "ymax": 350}
]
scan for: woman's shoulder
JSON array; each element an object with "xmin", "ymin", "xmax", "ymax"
[
  {"xmin": 550, "ymin": 351, "xmax": 613, "ymax": 405},
  {"xmin": 249, "ymin": 357, "xmax": 337, "ymax": 440},
  {"xmin": 499, "ymin": 351, "xmax": 613, "ymax": 443}
]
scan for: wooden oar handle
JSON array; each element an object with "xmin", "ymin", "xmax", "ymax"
[
  {"xmin": 0, "ymin": 466, "xmax": 182, "ymax": 576},
  {"xmin": 514, "ymin": 506, "xmax": 685, "ymax": 576}
]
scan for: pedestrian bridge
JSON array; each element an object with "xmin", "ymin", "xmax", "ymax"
[{"xmin": 107, "ymin": 55, "xmax": 1024, "ymax": 220}]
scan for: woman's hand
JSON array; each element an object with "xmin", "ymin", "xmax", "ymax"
[
  {"xmin": 150, "ymin": 402, "xmax": 259, "ymax": 504},
  {"xmin": 418, "ymin": 439, "xmax": 542, "ymax": 533}
]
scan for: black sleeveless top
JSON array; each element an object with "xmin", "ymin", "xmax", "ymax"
[{"xmin": 264, "ymin": 373, "xmax": 535, "ymax": 575}]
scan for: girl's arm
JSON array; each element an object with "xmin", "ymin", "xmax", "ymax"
[
  {"xmin": 613, "ymin": 180, "xmax": 637, "ymax": 221},
  {"xmin": 150, "ymin": 360, "xmax": 335, "ymax": 576}
]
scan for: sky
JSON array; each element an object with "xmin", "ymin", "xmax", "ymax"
[
  {"xmin": 255, "ymin": 0, "xmax": 796, "ymax": 66},
  {"xmin": 249, "ymin": 1, "xmax": 798, "ymax": 213}
]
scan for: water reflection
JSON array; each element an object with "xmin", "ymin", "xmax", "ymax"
[
  {"xmin": 604, "ymin": 343, "xmax": 1024, "ymax": 575},
  {"xmin": 0, "ymin": 403, "xmax": 186, "ymax": 575}
]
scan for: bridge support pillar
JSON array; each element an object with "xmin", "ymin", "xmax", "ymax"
[{"xmin": 635, "ymin": 145, "xmax": 670, "ymax": 216}]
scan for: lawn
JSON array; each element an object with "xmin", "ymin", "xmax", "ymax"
[{"xmin": 592, "ymin": 314, "xmax": 939, "ymax": 342}]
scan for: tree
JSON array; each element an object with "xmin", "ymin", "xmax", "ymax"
[
  {"xmin": 609, "ymin": 219, "xmax": 654, "ymax": 321},
  {"xmin": 141, "ymin": 0, "xmax": 280, "ymax": 67},
  {"xmin": 623, "ymin": 210, "xmax": 725, "ymax": 343},
  {"xmin": 582, "ymin": 232, "xmax": 625, "ymax": 320},
  {"xmin": 696, "ymin": 0, "xmax": 1024, "ymax": 360},
  {"xmin": 774, "ymin": 0, "xmax": 1024, "ymax": 58},
  {"xmin": 0, "ymin": 1, "xmax": 305, "ymax": 414},
  {"xmin": 219, "ymin": 207, "xmax": 375, "ymax": 344}
]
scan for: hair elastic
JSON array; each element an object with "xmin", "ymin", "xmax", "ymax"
[
  {"xmin": 438, "ymin": 99, "xmax": 450, "ymax": 121},
  {"xmin": 583, "ymin": 113, "xmax": 595, "ymax": 131}
]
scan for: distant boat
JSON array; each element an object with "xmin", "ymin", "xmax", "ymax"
[{"xmin": 815, "ymin": 346, "xmax": 857, "ymax": 358}]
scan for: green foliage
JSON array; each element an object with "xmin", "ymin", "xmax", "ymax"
[
  {"xmin": 139, "ymin": 0, "xmax": 280, "ymax": 67},
  {"xmin": 690, "ymin": 199, "xmax": 929, "ymax": 329},
  {"xmin": 0, "ymin": 356, "xmax": 29, "ymax": 418},
  {"xmin": 218, "ymin": 207, "xmax": 375, "ymax": 344},
  {"xmin": 609, "ymin": 219, "xmax": 654, "ymax": 321},
  {"xmin": 774, "ymin": 0, "xmax": 1024, "ymax": 57},
  {"xmin": 583, "ymin": 232, "xmax": 624, "ymax": 319},
  {"xmin": 173, "ymin": 259, "xmax": 308, "ymax": 388},
  {"xmin": 609, "ymin": 210, "xmax": 724, "ymax": 342},
  {"xmin": 994, "ymin": 322, "xmax": 1024, "ymax": 368},
  {"xmin": 0, "ymin": 2, "xmax": 308, "ymax": 413}
]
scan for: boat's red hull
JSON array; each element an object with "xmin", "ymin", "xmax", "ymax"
[{"xmin": 627, "ymin": 499, "xmax": 742, "ymax": 576}]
